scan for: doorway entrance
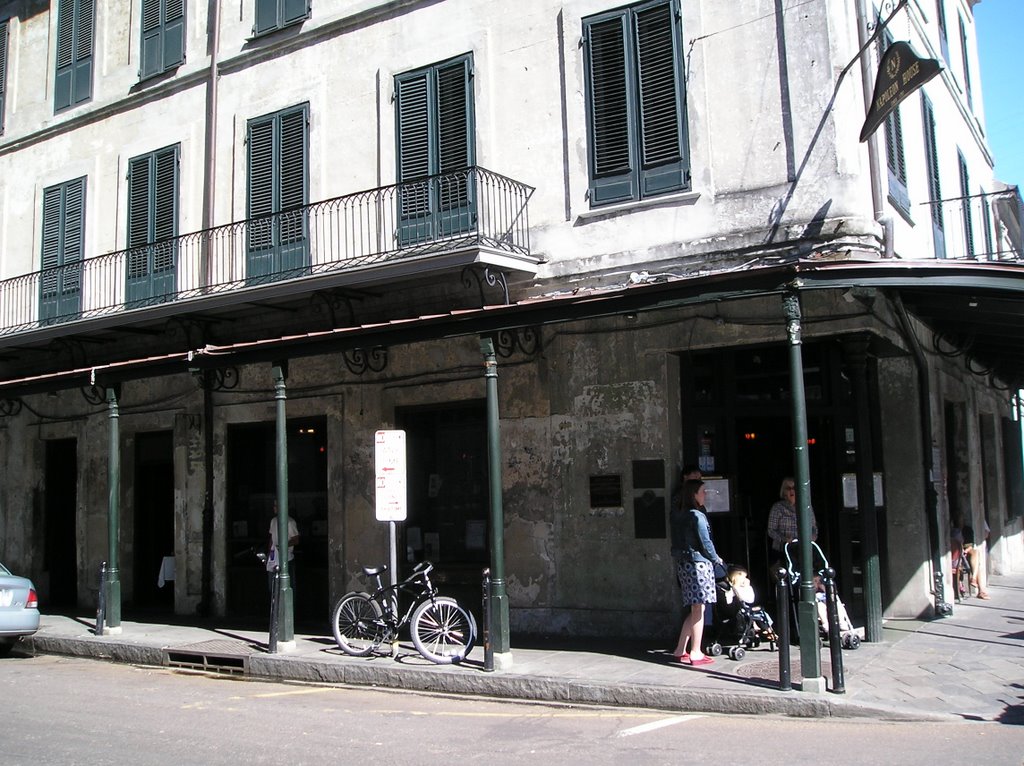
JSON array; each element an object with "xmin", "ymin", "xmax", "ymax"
[
  {"xmin": 681, "ymin": 342, "xmax": 870, "ymax": 618},
  {"xmin": 397, "ymin": 401, "xmax": 488, "ymax": 623},
  {"xmin": 44, "ymin": 439, "xmax": 78, "ymax": 608},
  {"xmin": 225, "ymin": 416, "xmax": 328, "ymax": 627},
  {"xmin": 132, "ymin": 431, "xmax": 175, "ymax": 612}
]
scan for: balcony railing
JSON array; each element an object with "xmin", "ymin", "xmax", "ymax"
[
  {"xmin": 1, "ymin": 167, "xmax": 533, "ymax": 338},
  {"xmin": 924, "ymin": 190, "xmax": 1023, "ymax": 262}
]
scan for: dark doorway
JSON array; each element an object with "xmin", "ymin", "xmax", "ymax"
[
  {"xmin": 398, "ymin": 402, "xmax": 488, "ymax": 623},
  {"xmin": 44, "ymin": 439, "xmax": 78, "ymax": 608},
  {"xmin": 225, "ymin": 416, "xmax": 328, "ymax": 628},
  {"xmin": 132, "ymin": 431, "xmax": 175, "ymax": 612},
  {"xmin": 681, "ymin": 342, "xmax": 863, "ymax": 617}
]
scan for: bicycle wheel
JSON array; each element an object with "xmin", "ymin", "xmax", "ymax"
[
  {"xmin": 331, "ymin": 592, "xmax": 385, "ymax": 656},
  {"xmin": 410, "ymin": 596, "xmax": 476, "ymax": 664}
]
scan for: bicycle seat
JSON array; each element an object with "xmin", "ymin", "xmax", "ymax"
[{"xmin": 362, "ymin": 565, "xmax": 388, "ymax": 577}]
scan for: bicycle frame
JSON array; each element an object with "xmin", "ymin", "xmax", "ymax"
[{"xmin": 364, "ymin": 564, "xmax": 439, "ymax": 635}]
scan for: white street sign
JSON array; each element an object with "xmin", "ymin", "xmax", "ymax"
[{"xmin": 375, "ymin": 430, "xmax": 407, "ymax": 521}]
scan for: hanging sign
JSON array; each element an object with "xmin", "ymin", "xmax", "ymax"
[
  {"xmin": 860, "ymin": 41, "xmax": 942, "ymax": 142},
  {"xmin": 375, "ymin": 430, "xmax": 407, "ymax": 521}
]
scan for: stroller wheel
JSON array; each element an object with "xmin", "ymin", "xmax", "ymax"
[
  {"xmin": 842, "ymin": 633, "xmax": 861, "ymax": 650},
  {"xmin": 707, "ymin": 642, "xmax": 723, "ymax": 657},
  {"xmin": 729, "ymin": 646, "xmax": 746, "ymax": 661}
]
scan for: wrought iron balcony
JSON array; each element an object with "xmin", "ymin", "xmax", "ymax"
[
  {"xmin": 0, "ymin": 167, "xmax": 535, "ymax": 338},
  {"xmin": 923, "ymin": 189, "xmax": 1023, "ymax": 262}
]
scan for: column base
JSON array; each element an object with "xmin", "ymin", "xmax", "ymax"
[
  {"xmin": 800, "ymin": 676, "xmax": 827, "ymax": 694},
  {"xmin": 490, "ymin": 650, "xmax": 514, "ymax": 670}
]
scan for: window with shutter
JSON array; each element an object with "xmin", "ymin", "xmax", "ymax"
[
  {"xmin": 126, "ymin": 145, "xmax": 179, "ymax": 306},
  {"xmin": 879, "ymin": 31, "xmax": 909, "ymax": 213},
  {"xmin": 39, "ymin": 177, "xmax": 86, "ymax": 323},
  {"xmin": 958, "ymin": 14, "xmax": 972, "ymax": 111},
  {"xmin": 958, "ymin": 151, "xmax": 974, "ymax": 258},
  {"xmin": 583, "ymin": 0, "xmax": 688, "ymax": 207},
  {"xmin": 54, "ymin": 0, "xmax": 94, "ymax": 112},
  {"xmin": 246, "ymin": 103, "xmax": 309, "ymax": 281},
  {"xmin": 922, "ymin": 97, "xmax": 945, "ymax": 259},
  {"xmin": 395, "ymin": 53, "xmax": 476, "ymax": 244},
  {"xmin": 0, "ymin": 20, "xmax": 8, "ymax": 134},
  {"xmin": 253, "ymin": 0, "xmax": 309, "ymax": 37},
  {"xmin": 140, "ymin": 0, "xmax": 185, "ymax": 80},
  {"xmin": 980, "ymin": 189, "xmax": 993, "ymax": 259},
  {"xmin": 936, "ymin": 0, "xmax": 949, "ymax": 65}
]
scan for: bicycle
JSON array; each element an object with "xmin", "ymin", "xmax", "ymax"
[{"xmin": 330, "ymin": 560, "xmax": 477, "ymax": 664}]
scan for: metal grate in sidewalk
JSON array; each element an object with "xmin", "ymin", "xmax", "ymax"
[{"xmin": 164, "ymin": 639, "xmax": 261, "ymax": 675}]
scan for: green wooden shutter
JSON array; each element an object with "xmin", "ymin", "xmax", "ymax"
[
  {"xmin": 247, "ymin": 115, "xmax": 275, "ymax": 258},
  {"xmin": 585, "ymin": 12, "xmax": 635, "ymax": 205},
  {"xmin": 73, "ymin": 0, "xmax": 93, "ymax": 104},
  {"xmin": 436, "ymin": 57, "xmax": 475, "ymax": 233},
  {"xmin": 140, "ymin": 0, "xmax": 162, "ymax": 78},
  {"xmin": 54, "ymin": 0, "xmax": 75, "ymax": 110},
  {"xmin": 151, "ymin": 146, "xmax": 178, "ymax": 292},
  {"xmin": 277, "ymin": 105, "xmax": 308, "ymax": 270},
  {"xmin": 61, "ymin": 177, "xmax": 85, "ymax": 316},
  {"xmin": 40, "ymin": 187, "xmax": 63, "ymax": 309},
  {"xmin": 958, "ymin": 152, "xmax": 974, "ymax": 257},
  {"xmin": 396, "ymin": 70, "xmax": 432, "ymax": 237},
  {"xmin": 163, "ymin": 0, "xmax": 185, "ymax": 72},
  {"xmin": 255, "ymin": 0, "xmax": 307, "ymax": 36},
  {"xmin": 282, "ymin": 0, "xmax": 308, "ymax": 27},
  {"xmin": 127, "ymin": 147, "xmax": 178, "ymax": 304},
  {"xmin": 254, "ymin": 0, "xmax": 278, "ymax": 36},
  {"xmin": 141, "ymin": 0, "xmax": 185, "ymax": 79},
  {"xmin": 879, "ymin": 33, "xmax": 909, "ymax": 211},
  {"xmin": 635, "ymin": 1, "xmax": 686, "ymax": 196},
  {"xmin": 396, "ymin": 55, "xmax": 476, "ymax": 243},
  {"xmin": 54, "ymin": 0, "xmax": 93, "ymax": 110},
  {"xmin": 0, "ymin": 20, "xmax": 8, "ymax": 133},
  {"xmin": 922, "ymin": 97, "xmax": 945, "ymax": 258},
  {"xmin": 958, "ymin": 14, "xmax": 972, "ymax": 111},
  {"xmin": 247, "ymin": 105, "xmax": 308, "ymax": 279},
  {"xmin": 40, "ymin": 178, "xmax": 85, "ymax": 321},
  {"xmin": 980, "ymin": 189, "xmax": 993, "ymax": 258}
]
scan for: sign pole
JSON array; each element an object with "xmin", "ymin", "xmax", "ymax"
[{"xmin": 375, "ymin": 429, "xmax": 407, "ymax": 656}]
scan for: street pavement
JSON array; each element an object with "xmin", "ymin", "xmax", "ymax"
[{"xmin": 17, "ymin": 573, "xmax": 1023, "ymax": 724}]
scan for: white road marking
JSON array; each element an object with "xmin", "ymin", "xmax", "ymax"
[{"xmin": 617, "ymin": 714, "xmax": 703, "ymax": 737}]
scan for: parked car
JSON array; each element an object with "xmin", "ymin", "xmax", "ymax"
[{"xmin": 0, "ymin": 561, "xmax": 39, "ymax": 656}]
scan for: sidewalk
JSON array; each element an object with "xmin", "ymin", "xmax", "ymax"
[{"xmin": 19, "ymin": 574, "xmax": 1024, "ymax": 723}]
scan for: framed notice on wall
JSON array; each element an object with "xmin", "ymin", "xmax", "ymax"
[{"xmin": 702, "ymin": 478, "xmax": 730, "ymax": 514}]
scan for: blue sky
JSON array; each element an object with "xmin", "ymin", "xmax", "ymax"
[{"xmin": 974, "ymin": 0, "xmax": 1024, "ymax": 191}]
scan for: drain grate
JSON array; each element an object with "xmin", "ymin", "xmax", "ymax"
[{"xmin": 165, "ymin": 639, "xmax": 259, "ymax": 675}]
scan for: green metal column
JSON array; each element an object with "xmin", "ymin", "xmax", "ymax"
[
  {"xmin": 845, "ymin": 336, "xmax": 883, "ymax": 642},
  {"xmin": 480, "ymin": 337, "xmax": 511, "ymax": 662},
  {"xmin": 272, "ymin": 362, "xmax": 294, "ymax": 646},
  {"xmin": 105, "ymin": 386, "xmax": 122, "ymax": 631},
  {"xmin": 782, "ymin": 288, "xmax": 822, "ymax": 687}
]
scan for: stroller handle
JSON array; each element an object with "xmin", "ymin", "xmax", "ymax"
[{"xmin": 782, "ymin": 539, "xmax": 829, "ymax": 581}]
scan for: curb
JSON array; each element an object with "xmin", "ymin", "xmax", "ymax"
[{"xmin": 21, "ymin": 632, "xmax": 951, "ymax": 723}]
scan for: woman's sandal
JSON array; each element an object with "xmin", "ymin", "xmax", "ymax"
[
  {"xmin": 689, "ymin": 656, "xmax": 714, "ymax": 667},
  {"xmin": 672, "ymin": 652, "xmax": 691, "ymax": 663}
]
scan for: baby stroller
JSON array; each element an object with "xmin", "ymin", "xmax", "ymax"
[
  {"xmin": 705, "ymin": 564, "xmax": 778, "ymax": 660},
  {"xmin": 783, "ymin": 541, "xmax": 861, "ymax": 650}
]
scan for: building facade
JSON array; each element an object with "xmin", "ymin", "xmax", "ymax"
[{"xmin": 0, "ymin": 0, "xmax": 1022, "ymax": 639}]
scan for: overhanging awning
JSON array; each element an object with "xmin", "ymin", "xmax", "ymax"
[{"xmin": 2, "ymin": 259, "xmax": 1024, "ymax": 397}]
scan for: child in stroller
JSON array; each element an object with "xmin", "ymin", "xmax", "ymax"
[
  {"xmin": 705, "ymin": 565, "xmax": 778, "ymax": 660},
  {"xmin": 813, "ymin": 574, "xmax": 860, "ymax": 649},
  {"xmin": 783, "ymin": 540, "xmax": 861, "ymax": 650}
]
